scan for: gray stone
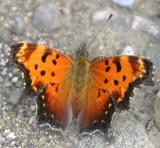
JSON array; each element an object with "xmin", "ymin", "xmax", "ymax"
[
  {"xmin": 111, "ymin": 111, "xmax": 154, "ymax": 147},
  {"xmin": 0, "ymin": 133, "xmax": 3, "ymax": 143},
  {"xmin": 11, "ymin": 16, "xmax": 25, "ymax": 35},
  {"xmin": 27, "ymin": 143, "xmax": 34, "ymax": 148},
  {"xmin": 4, "ymin": 82, "xmax": 12, "ymax": 87},
  {"xmin": 0, "ymin": 27, "xmax": 12, "ymax": 43},
  {"xmin": 32, "ymin": 3, "xmax": 60, "ymax": 32},
  {"xmin": 145, "ymin": 43, "xmax": 160, "ymax": 71},
  {"xmin": 154, "ymin": 92, "xmax": 160, "ymax": 129},
  {"xmin": 1, "ymin": 67, "xmax": 7, "ymax": 76},
  {"xmin": 0, "ymin": 76, "xmax": 3, "ymax": 83},
  {"xmin": 8, "ymin": 89, "xmax": 24, "ymax": 105},
  {"xmin": 132, "ymin": 16, "xmax": 160, "ymax": 38}
]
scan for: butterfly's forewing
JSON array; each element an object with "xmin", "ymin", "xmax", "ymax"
[
  {"xmin": 78, "ymin": 55, "xmax": 154, "ymax": 132},
  {"xmin": 10, "ymin": 42, "xmax": 73, "ymax": 129}
]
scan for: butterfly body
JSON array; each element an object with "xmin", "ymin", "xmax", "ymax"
[
  {"xmin": 70, "ymin": 54, "xmax": 91, "ymax": 118},
  {"xmin": 9, "ymin": 42, "xmax": 154, "ymax": 133}
]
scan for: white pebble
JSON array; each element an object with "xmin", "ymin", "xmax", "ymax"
[
  {"xmin": 112, "ymin": 0, "xmax": 134, "ymax": 7},
  {"xmin": 122, "ymin": 45, "xmax": 135, "ymax": 55},
  {"xmin": 92, "ymin": 8, "xmax": 115, "ymax": 22},
  {"xmin": 11, "ymin": 77, "xmax": 18, "ymax": 83},
  {"xmin": 7, "ymin": 132, "xmax": 16, "ymax": 139}
]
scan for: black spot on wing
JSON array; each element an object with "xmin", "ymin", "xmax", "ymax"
[
  {"xmin": 114, "ymin": 80, "xmax": 119, "ymax": 86},
  {"xmin": 41, "ymin": 49, "xmax": 52, "ymax": 63},
  {"xmin": 40, "ymin": 70, "xmax": 45, "ymax": 76},
  {"xmin": 51, "ymin": 72, "xmax": 55, "ymax": 76},
  {"xmin": 128, "ymin": 56, "xmax": 140, "ymax": 74},
  {"xmin": 106, "ymin": 67, "xmax": 111, "ymax": 72},
  {"xmin": 35, "ymin": 64, "xmax": 38, "ymax": 70},
  {"xmin": 113, "ymin": 57, "xmax": 121, "ymax": 72},
  {"xmin": 56, "ymin": 54, "xmax": 60, "ymax": 59},
  {"xmin": 51, "ymin": 82, "xmax": 55, "ymax": 86},
  {"xmin": 122, "ymin": 75, "xmax": 126, "ymax": 81},
  {"xmin": 52, "ymin": 60, "xmax": 57, "ymax": 65},
  {"xmin": 104, "ymin": 79, "xmax": 108, "ymax": 84},
  {"xmin": 105, "ymin": 60, "xmax": 109, "ymax": 65}
]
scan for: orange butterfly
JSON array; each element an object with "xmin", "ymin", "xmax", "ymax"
[{"xmin": 9, "ymin": 42, "xmax": 154, "ymax": 133}]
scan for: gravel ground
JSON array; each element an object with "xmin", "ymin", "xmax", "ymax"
[{"xmin": 0, "ymin": 0, "xmax": 160, "ymax": 147}]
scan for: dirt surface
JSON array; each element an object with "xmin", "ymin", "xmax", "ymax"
[{"xmin": 0, "ymin": 0, "xmax": 160, "ymax": 147}]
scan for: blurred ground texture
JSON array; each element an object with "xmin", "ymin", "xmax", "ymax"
[{"xmin": 0, "ymin": 0, "xmax": 160, "ymax": 147}]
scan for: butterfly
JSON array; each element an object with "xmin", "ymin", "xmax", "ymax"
[{"xmin": 9, "ymin": 42, "xmax": 154, "ymax": 133}]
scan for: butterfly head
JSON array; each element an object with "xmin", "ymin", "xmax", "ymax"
[{"xmin": 76, "ymin": 42, "xmax": 89, "ymax": 59}]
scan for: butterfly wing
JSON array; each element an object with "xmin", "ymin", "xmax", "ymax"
[
  {"xmin": 78, "ymin": 55, "xmax": 154, "ymax": 132},
  {"xmin": 10, "ymin": 42, "xmax": 74, "ymax": 129}
]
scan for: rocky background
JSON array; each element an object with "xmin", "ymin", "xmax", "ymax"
[{"xmin": 0, "ymin": 0, "xmax": 160, "ymax": 147}]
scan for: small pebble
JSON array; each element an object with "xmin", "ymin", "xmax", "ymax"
[
  {"xmin": 11, "ymin": 77, "xmax": 18, "ymax": 83},
  {"xmin": 1, "ymin": 68, "xmax": 7, "ymax": 76},
  {"xmin": 8, "ymin": 73, "xmax": 13, "ymax": 78},
  {"xmin": 32, "ymin": 3, "xmax": 60, "ymax": 32},
  {"xmin": 0, "ymin": 27, "xmax": 12, "ymax": 43},
  {"xmin": 8, "ymin": 89, "xmax": 24, "ymax": 105},
  {"xmin": 38, "ymin": 38, "xmax": 47, "ymax": 45},
  {"xmin": 0, "ymin": 59, "xmax": 7, "ymax": 66},
  {"xmin": 27, "ymin": 143, "xmax": 34, "ymax": 148},
  {"xmin": 122, "ymin": 45, "xmax": 135, "ymax": 55},
  {"xmin": 11, "ymin": 16, "xmax": 25, "ymax": 35},
  {"xmin": 7, "ymin": 132, "xmax": 16, "ymax": 139},
  {"xmin": 0, "ymin": 133, "xmax": 3, "ymax": 142},
  {"xmin": 112, "ymin": 0, "xmax": 134, "ymax": 7},
  {"xmin": 29, "ymin": 117, "xmax": 35, "ymax": 125},
  {"xmin": 92, "ymin": 9, "xmax": 114, "ymax": 22}
]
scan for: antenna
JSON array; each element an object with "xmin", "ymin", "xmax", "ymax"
[
  {"xmin": 86, "ymin": 13, "xmax": 113, "ymax": 50},
  {"xmin": 59, "ymin": 8, "xmax": 65, "ymax": 16}
]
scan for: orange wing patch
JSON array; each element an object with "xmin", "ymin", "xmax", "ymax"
[
  {"xmin": 78, "ymin": 55, "xmax": 154, "ymax": 132},
  {"xmin": 10, "ymin": 42, "xmax": 73, "ymax": 128},
  {"xmin": 91, "ymin": 56, "xmax": 154, "ymax": 109}
]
